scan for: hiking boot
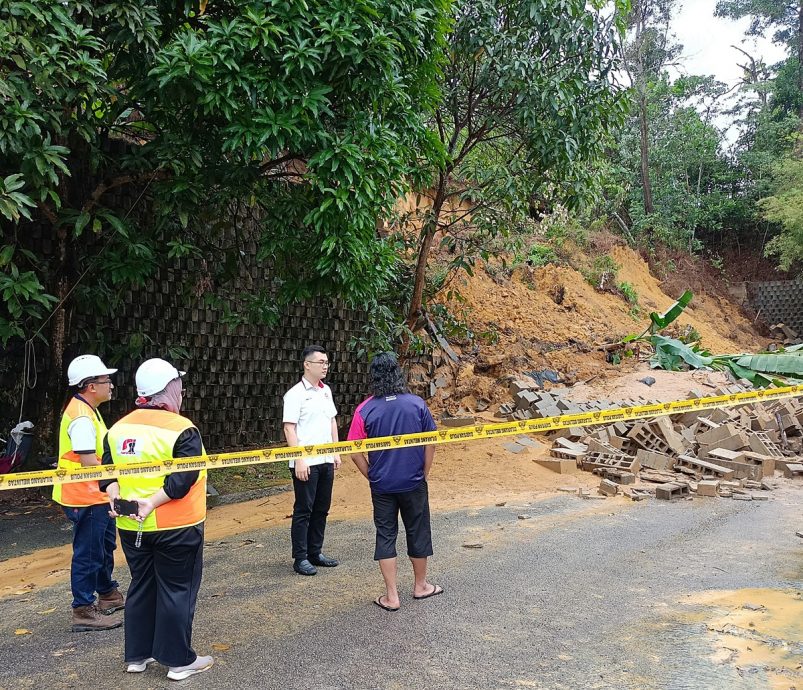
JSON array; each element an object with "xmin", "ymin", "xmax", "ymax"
[
  {"xmin": 167, "ymin": 655, "xmax": 214, "ymax": 681},
  {"xmin": 98, "ymin": 588, "xmax": 126, "ymax": 614},
  {"xmin": 71, "ymin": 604, "xmax": 123, "ymax": 632}
]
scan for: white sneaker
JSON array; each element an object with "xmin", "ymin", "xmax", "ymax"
[
  {"xmin": 167, "ymin": 655, "xmax": 214, "ymax": 681},
  {"xmin": 126, "ymin": 657, "xmax": 156, "ymax": 673}
]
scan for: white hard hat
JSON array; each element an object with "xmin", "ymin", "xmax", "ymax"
[
  {"xmin": 67, "ymin": 355, "xmax": 117, "ymax": 386},
  {"xmin": 136, "ymin": 358, "xmax": 186, "ymax": 397}
]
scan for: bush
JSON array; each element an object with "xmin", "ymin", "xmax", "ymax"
[
  {"xmin": 526, "ymin": 244, "xmax": 559, "ymax": 267},
  {"xmin": 618, "ymin": 281, "xmax": 639, "ymax": 305},
  {"xmin": 584, "ymin": 254, "xmax": 620, "ymax": 290}
]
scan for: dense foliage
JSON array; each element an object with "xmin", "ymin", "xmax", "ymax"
[{"xmin": 0, "ymin": 0, "xmax": 449, "ymax": 345}]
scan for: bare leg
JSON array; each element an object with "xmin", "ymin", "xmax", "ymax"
[
  {"xmin": 411, "ymin": 556, "xmax": 435, "ymax": 597},
  {"xmin": 378, "ymin": 557, "xmax": 400, "ymax": 608}
]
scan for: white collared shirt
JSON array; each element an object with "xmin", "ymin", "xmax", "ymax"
[{"xmin": 282, "ymin": 377, "xmax": 337, "ymax": 467}]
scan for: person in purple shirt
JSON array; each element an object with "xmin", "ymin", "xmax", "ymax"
[{"xmin": 347, "ymin": 352, "xmax": 443, "ymax": 612}]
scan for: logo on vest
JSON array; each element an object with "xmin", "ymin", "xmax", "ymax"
[{"xmin": 119, "ymin": 438, "xmax": 138, "ymax": 455}]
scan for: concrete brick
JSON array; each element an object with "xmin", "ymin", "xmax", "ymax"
[
  {"xmin": 503, "ymin": 442, "xmax": 527, "ymax": 454},
  {"xmin": 749, "ymin": 431, "xmax": 785, "ymax": 458},
  {"xmin": 627, "ymin": 423, "xmax": 672, "ymax": 455},
  {"xmin": 550, "ymin": 426, "xmax": 587, "ymax": 440},
  {"xmin": 741, "ymin": 451, "xmax": 776, "ymax": 476},
  {"xmin": 709, "ymin": 408, "xmax": 736, "ymax": 424},
  {"xmin": 706, "ymin": 448, "xmax": 746, "ymax": 463},
  {"xmin": 783, "ymin": 462, "xmax": 803, "ymax": 479},
  {"xmin": 550, "ymin": 447, "xmax": 586, "ymax": 460},
  {"xmin": 674, "ymin": 455, "xmax": 735, "ymax": 480},
  {"xmin": 706, "ymin": 458, "xmax": 763, "ymax": 481},
  {"xmin": 605, "ymin": 435, "xmax": 627, "ymax": 450},
  {"xmin": 598, "ymin": 479, "xmax": 619, "ymax": 496},
  {"xmin": 534, "ymin": 457, "xmax": 580, "ymax": 474},
  {"xmin": 652, "ymin": 417, "xmax": 688, "ymax": 454},
  {"xmin": 635, "ymin": 449, "xmax": 674, "ymax": 472},
  {"xmin": 732, "ymin": 493, "xmax": 753, "ymax": 501},
  {"xmin": 582, "ymin": 452, "xmax": 639, "ymax": 473},
  {"xmin": 515, "ymin": 390, "xmax": 539, "ymax": 410},
  {"xmin": 554, "ymin": 438, "xmax": 588, "ymax": 452},
  {"xmin": 588, "ymin": 438, "xmax": 622, "ymax": 455},
  {"xmin": 700, "ymin": 434, "xmax": 750, "ymax": 453},
  {"xmin": 509, "ymin": 379, "xmax": 537, "ymax": 396},
  {"xmin": 655, "ymin": 483, "xmax": 690, "ymax": 500},
  {"xmin": 696, "ymin": 480, "xmax": 720, "ymax": 497},
  {"xmin": 697, "ymin": 424, "xmax": 745, "ymax": 446}
]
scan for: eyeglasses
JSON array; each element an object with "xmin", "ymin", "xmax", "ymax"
[
  {"xmin": 93, "ymin": 379, "xmax": 113, "ymax": 385},
  {"xmin": 306, "ymin": 360, "xmax": 329, "ymax": 367}
]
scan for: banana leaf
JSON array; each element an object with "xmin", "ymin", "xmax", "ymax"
[
  {"xmin": 734, "ymin": 353, "xmax": 803, "ymax": 378},
  {"xmin": 650, "ymin": 334, "xmax": 714, "ymax": 370},
  {"xmin": 649, "ymin": 290, "xmax": 693, "ymax": 332},
  {"xmin": 715, "ymin": 357, "xmax": 774, "ymax": 388}
]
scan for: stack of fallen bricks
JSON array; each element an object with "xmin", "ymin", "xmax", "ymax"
[{"xmin": 503, "ymin": 378, "xmax": 803, "ymax": 500}]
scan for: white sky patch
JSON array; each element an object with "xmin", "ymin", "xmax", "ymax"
[
  {"xmin": 670, "ymin": 0, "xmax": 788, "ymax": 147},
  {"xmin": 674, "ymin": 0, "xmax": 786, "ymax": 80}
]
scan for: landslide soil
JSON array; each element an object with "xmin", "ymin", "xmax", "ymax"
[
  {"xmin": 0, "ymin": 242, "xmax": 767, "ymax": 598},
  {"xmin": 434, "ymin": 243, "xmax": 766, "ymax": 415}
]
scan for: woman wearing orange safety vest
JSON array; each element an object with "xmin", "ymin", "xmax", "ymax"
[{"xmin": 101, "ymin": 358, "xmax": 213, "ymax": 682}]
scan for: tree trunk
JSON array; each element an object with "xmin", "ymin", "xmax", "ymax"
[
  {"xmin": 40, "ymin": 225, "xmax": 69, "ymax": 454},
  {"xmin": 639, "ymin": 94, "xmax": 654, "ymax": 216},
  {"xmin": 405, "ymin": 176, "xmax": 447, "ymax": 330}
]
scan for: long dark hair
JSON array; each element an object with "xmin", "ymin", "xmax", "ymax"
[{"xmin": 369, "ymin": 352, "xmax": 409, "ymax": 398}]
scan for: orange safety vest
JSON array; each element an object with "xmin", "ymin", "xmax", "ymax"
[
  {"xmin": 53, "ymin": 396, "xmax": 108, "ymax": 507},
  {"xmin": 106, "ymin": 408, "xmax": 206, "ymax": 532}
]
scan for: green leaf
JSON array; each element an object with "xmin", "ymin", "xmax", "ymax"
[
  {"xmin": 734, "ymin": 353, "xmax": 803, "ymax": 378},
  {"xmin": 649, "ymin": 290, "xmax": 693, "ymax": 332},
  {"xmin": 650, "ymin": 334, "xmax": 713, "ymax": 370}
]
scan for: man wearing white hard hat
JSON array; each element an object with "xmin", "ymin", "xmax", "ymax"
[
  {"xmin": 100, "ymin": 358, "xmax": 213, "ymax": 681},
  {"xmin": 53, "ymin": 354, "xmax": 125, "ymax": 632}
]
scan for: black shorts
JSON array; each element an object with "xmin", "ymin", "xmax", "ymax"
[{"xmin": 371, "ymin": 480, "xmax": 433, "ymax": 560}]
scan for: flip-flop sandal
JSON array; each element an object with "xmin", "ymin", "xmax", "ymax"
[
  {"xmin": 413, "ymin": 584, "xmax": 444, "ymax": 600},
  {"xmin": 374, "ymin": 596, "xmax": 400, "ymax": 612}
]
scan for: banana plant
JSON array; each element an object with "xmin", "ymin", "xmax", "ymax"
[{"xmin": 620, "ymin": 290, "xmax": 803, "ymax": 387}]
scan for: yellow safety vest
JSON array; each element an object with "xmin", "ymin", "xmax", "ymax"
[
  {"xmin": 107, "ymin": 408, "xmax": 207, "ymax": 532},
  {"xmin": 53, "ymin": 396, "xmax": 108, "ymax": 507}
]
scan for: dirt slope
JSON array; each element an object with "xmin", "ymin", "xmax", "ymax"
[{"xmin": 433, "ymin": 243, "xmax": 766, "ymax": 414}]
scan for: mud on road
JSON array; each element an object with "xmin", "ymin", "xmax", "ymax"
[{"xmin": 0, "ymin": 470, "xmax": 800, "ymax": 690}]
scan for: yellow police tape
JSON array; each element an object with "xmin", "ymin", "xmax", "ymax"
[{"xmin": 1, "ymin": 384, "xmax": 801, "ymax": 492}]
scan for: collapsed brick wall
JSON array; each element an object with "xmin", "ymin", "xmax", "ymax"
[{"xmin": 746, "ymin": 280, "xmax": 803, "ymax": 335}]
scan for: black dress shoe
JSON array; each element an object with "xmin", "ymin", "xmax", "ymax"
[
  {"xmin": 293, "ymin": 559, "xmax": 318, "ymax": 576},
  {"xmin": 309, "ymin": 554, "xmax": 339, "ymax": 567}
]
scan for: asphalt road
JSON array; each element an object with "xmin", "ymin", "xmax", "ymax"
[{"xmin": 0, "ymin": 488, "xmax": 801, "ymax": 690}]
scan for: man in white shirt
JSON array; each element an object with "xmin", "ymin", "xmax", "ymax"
[{"xmin": 283, "ymin": 345, "xmax": 341, "ymax": 575}]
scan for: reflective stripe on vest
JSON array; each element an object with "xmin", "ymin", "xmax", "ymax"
[
  {"xmin": 107, "ymin": 408, "xmax": 206, "ymax": 532},
  {"xmin": 53, "ymin": 396, "xmax": 108, "ymax": 507}
]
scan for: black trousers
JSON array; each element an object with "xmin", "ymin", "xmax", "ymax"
[
  {"xmin": 291, "ymin": 463, "xmax": 334, "ymax": 560},
  {"xmin": 371, "ymin": 480, "xmax": 433, "ymax": 560},
  {"xmin": 119, "ymin": 524, "xmax": 204, "ymax": 667}
]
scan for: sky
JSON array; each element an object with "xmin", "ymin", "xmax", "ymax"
[
  {"xmin": 671, "ymin": 0, "xmax": 788, "ymax": 144},
  {"xmin": 673, "ymin": 0, "xmax": 787, "ymax": 83}
]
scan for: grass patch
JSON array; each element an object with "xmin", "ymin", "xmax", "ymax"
[{"xmin": 208, "ymin": 464, "xmax": 292, "ymax": 495}]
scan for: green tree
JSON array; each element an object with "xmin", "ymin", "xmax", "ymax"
[
  {"xmin": 403, "ymin": 0, "xmax": 629, "ymax": 327},
  {"xmin": 761, "ymin": 152, "xmax": 803, "ymax": 269},
  {"xmin": 621, "ymin": 0, "xmax": 682, "ymax": 218},
  {"xmin": 0, "ymin": 0, "xmax": 449, "ymax": 435},
  {"xmin": 716, "ymin": 0, "xmax": 803, "ymax": 117}
]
